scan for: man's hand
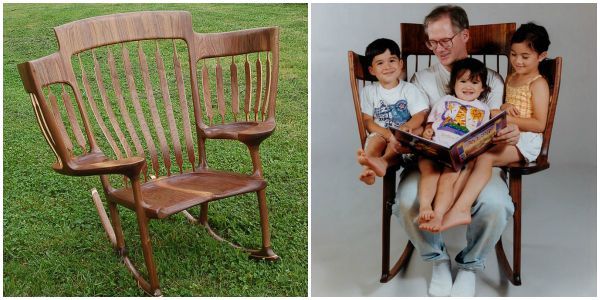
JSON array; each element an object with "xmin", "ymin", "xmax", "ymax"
[
  {"xmin": 500, "ymin": 103, "xmax": 520, "ymax": 117},
  {"xmin": 493, "ymin": 123, "xmax": 520, "ymax": 145}
]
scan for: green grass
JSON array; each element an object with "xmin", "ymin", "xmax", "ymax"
[{"xmin": 3, "ymin": 3, "xmax": 307, "ymax": 296}]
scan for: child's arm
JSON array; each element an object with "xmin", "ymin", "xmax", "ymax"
[
  {"xmin": 506, "ymin": 78, "xmax": 550, "ymax": 133},
  {"xmin": 398, "ymin": 109, "xmax": 428, "ymax": 132},
  {"xmin": 362, "ymin": 113, "xmax": 394, "ymax": 140}
]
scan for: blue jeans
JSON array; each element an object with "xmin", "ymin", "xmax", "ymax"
[{"xmin": 392, "ymin": 167, "xmax": 514, "ymax": 271}]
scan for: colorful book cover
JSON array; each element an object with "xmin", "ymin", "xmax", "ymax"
[{"xmin": 396, "ymin": 111, "xmax": 507, "ymax": 171}]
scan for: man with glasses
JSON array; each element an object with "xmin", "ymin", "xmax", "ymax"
[{"xmin": 393, "ymin": 5, "xmax": 520, "ymax": 297}]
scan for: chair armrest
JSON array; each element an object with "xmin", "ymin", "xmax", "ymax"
[
  {"xmin": 55, "ymin": 152, "xmax": 146, "ymax": 177},
  {"xmin": 202, "ymin": 121, "xmax": 276, "ymax": 145}
]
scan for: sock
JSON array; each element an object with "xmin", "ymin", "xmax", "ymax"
[
  {"xmin": 428, "ymin": 260, "xmax": 452, "ymax": 297},
  {"xmin": 450, "ymin": 269, "xmax": 476, "ymax": 297}
]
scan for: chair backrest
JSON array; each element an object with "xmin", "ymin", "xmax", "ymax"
[
  {"xmin": 18, "ymin": 11, "xmax": 279, "ymax": 182},
  {"xmin": 400, "ymin": 23, "xmax": 515, "ymax": 79},
  {"xmin": 534, "ymin": 57, "xmax": 562, "ymax": 166}
]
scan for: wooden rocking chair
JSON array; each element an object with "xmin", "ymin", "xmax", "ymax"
[
  {"xmin": 18, "ymin": 11, "xmax": 280, "ymax": 296},
  {"xmin": 348, "ymin": 22, "xmax": 561, "ymax": 285}
]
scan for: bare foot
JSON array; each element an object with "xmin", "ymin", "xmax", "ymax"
[
  {"xmin": 440, "ymin": 207, "xmax": 472, "ymax": 231},
  {"xmin": 359, "ymin": 168, "xmax": 376, "ymax": 185},
  {"xmin": 419, "ymin": 206, "xmax": 435, "ymax": 224},
  {"xmin": 356, "ymin": 150, "xmax": 387, "ymax": 177},
  {"xmin": 419, "ymin": 212, "xmax": 443, "ymax": 233}
]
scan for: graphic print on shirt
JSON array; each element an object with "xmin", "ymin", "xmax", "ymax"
[
  {"xmin": 373, "ymin": 99, "xmax": 411, "ymax": 129},
  {"xmin": 437, "ymin": 101, "xmax": 485, "ymax": 136}
]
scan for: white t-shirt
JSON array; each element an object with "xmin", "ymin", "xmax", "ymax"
[
  {"xmin": 360, "ymin": 81, "xmax": 429, "ymax": 129},
  {"xmin": 428, "ymin": 95, "xmax": 490, "ymax": 147},
  {"xmin": 410, "ymin": 62, "xmax": 504, "ymax": 109}
]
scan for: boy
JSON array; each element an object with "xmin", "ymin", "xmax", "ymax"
[{"xmin": 357, "ymin": 38, "xmax": 429, "ymax": 185}]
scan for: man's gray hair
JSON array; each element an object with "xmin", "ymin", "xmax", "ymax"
[{"xmin": 423, "ymin": 5, "xmax": 469, "ymax": 35}]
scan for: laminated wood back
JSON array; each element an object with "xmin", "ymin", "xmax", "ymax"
[{"xmin": 18, "ymin": 11, "xmax": 279, "ymax": 183}]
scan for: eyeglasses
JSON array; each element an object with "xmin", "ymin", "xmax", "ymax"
[{"xmin": 425, "ymin": 31, "xmax": 461, "ymax": 50}]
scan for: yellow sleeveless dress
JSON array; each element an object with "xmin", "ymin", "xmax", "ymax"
[{"xmin": 505, "ymin": 74, "xmax": 543, "ymax": 162}]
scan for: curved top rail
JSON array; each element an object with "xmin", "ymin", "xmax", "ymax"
[{"xmin": 54, "ymin": 11, "xmax": 194, "ymax": 55}]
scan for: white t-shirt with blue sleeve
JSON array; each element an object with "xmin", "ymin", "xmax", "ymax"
[{"xmin": 360, "ymin": 80, "xmax": 429, "ymax": 130}]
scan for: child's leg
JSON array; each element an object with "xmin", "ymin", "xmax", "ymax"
[
  {"xmin": 357, "ymin": 134, "xmax": 387, "ymax": 184},
  {"xmin": 419, "ymin": 167, "xmax": 460, "ymax": 232},
  {"xmin": 357, "ymin": 133, "xmax": 391, "ymax": 177},
  {"xmin": 417, "ymin": 158, "xmax": 441, "ymax": 223},
  {"xmin": 441, "ymin": 144, "xmax": 522, "ymax": 231}
]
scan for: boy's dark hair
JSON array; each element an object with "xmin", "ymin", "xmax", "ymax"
[
  {"xmin": 447, "ymin": 57, "xmax": 490, "ymax": 100},
  {"xmin": 365, "ymin": 38, "xmax": 401, "ymax": 67},
  {"xmin": 511, "ymin": 22, "xmax": 551, "ymax": 54},
  {"xmin": 424, "ymin": 5, "xmax": 469, "ymax": 35}
]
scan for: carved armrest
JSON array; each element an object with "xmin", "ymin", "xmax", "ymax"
[{"xmin": 55, "ymin": 151, "xmax": 146, "ymax": 177}]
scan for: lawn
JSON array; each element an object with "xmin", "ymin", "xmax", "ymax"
[{"xmin": 3, "ymin": 3, "xmax": 307, "ymax": 296}]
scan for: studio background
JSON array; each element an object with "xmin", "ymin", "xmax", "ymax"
[{"xmin": 311, "ymin": 3, "xmax": 596, "ymax": 296}]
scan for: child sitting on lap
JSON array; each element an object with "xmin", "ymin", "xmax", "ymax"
[{"xmin": 418, "ymin": 57, "xmax": 491, "ymax": 232}]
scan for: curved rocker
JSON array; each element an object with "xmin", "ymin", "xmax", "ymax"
[{"xmin": 181, "ymin": 201, "xmax": 280, "ymax": 261}]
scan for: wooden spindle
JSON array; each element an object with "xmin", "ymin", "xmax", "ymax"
[
  {"xmin": 244, "ymin": 54, "xmax": 252, "ymax": 121},
  {"xmin": 172, "ymin": 40, "xmax": 195, "ymax": 170},
  {"xmin": 121, "ymin": 44, "xmax": 160, "ymax": 177},
  {"xmin": 138, "ymin": 42, "xmax": 171, "ymax": 176},
  {"xmin": 254, "ymin": 53, "xmax": 262, "ymax": 121},
  {"xmin": 93, "ymin": 49, "xmax": 131, "ymax": 158},
  {"xmin": 230, "ymin": 56, "xmax": 239, "ymax": 122},
  {"xmin": 78, "ymin": 53, "xmax": 122, "ymax": 159},
  {"xmin": 201, "ymin": 60, "xmax": 214, "ymax": 125},
  {"xmin": 260, "ymin": 52, "xmax": 271, "ymax": 121},
  {"xmin": 60, "ymin": 84, "xmax": 87, "ymax": 152},
  {"xmin": 47, "ymin": 87, "xmax": 73, "ymax": 150},
  {"xmin": 155, "ymin": 41, "xmax": 183, "ymax": 173},
  {"xmin": 108, "ymin": 46, "xmax": 145, "ymax": 159},
  {"xmin": 215, "ymin": 57, "xmax": 225, "ymax": 124}
]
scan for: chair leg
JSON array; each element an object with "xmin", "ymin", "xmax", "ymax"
[
  {"xmin": 495, "ymin": 172, "xmax": 522, "ymax": 286},
  {"xmin": 131, "ymin": 176, "xmax": 162, "ymax": 296},
  {"xmin": 106, "ymin": 198, "xmax": 162, "ymax": 296},
  {"xmin": 380, "ymin": 167, "xmax": 413, "ymax": 283},
  {"xmin": 249, "ymin": 189, "xmax": 280, "ymax": 261}
]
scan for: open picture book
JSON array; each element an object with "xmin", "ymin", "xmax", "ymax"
[{"xmin": 396, "ymin": 111, "xmax": 507, "ymax": 171}]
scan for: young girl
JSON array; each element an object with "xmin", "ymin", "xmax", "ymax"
[
  {"xmin": 417, "ymin": 57, "xmax": 491, "ymax": 232},
  {"xmin": 439, "ymin": 22, "xmax": 551, "ymax": 231}
]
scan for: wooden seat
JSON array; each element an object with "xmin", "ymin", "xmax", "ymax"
[
  {"xmin": 109, "ymin": 170, "xmax": 267, "ymax": 219},
  {"xmin": 18, "ymin": 11, "xmax": 280, "ymax": 296}
]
